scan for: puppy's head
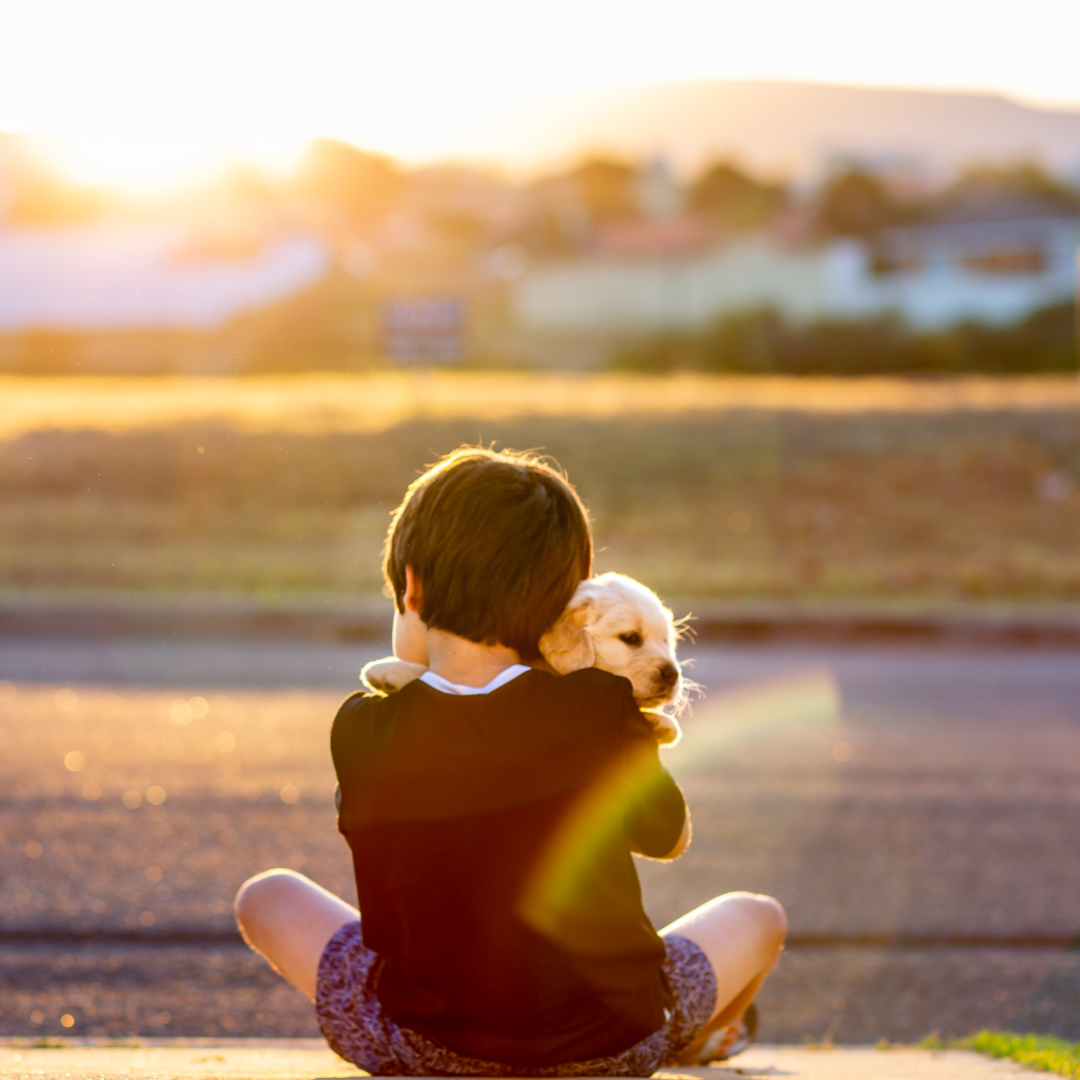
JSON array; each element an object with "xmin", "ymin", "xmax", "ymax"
[{"xmin": 539, "ymin": 572, "xmax": 685, "ymax": 711}]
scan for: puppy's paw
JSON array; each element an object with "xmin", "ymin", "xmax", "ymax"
[
  {"xmin": 641, "ymin": 709, "xmax": 682, "ymax": 747},
  {"xmin": 361, "ymin": 657, "xmax": 427, "ymax": 695}
]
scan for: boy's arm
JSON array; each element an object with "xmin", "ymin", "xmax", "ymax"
[
  {"xmin": 654, "ymin": 814, "xmax": 691, "ymax": 861},
  {"xmin": 625, "ymin": 766, "xmax": 689, "ymax": 860},
  {"xmin": 618, "ymin": 687, "xmax": 690, "ymax": 860}
]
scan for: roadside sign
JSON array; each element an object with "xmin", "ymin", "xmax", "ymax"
[{"xmin": 380, "ymin": 295, "xmax": 467, "ymax": 364}]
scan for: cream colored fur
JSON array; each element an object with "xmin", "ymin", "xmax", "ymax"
[{"xmin": 361, "ymin": 572, "xmax": 688, "ymax": 746}]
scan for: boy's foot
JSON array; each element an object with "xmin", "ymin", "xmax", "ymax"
[{"xmin": 685, "ymin": 1003, "xmax": 758, "ymax": 1063}]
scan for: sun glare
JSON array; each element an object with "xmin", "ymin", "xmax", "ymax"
[
  {"xmin": 39, "ymin": 129, "xmax": 308, "ymax": 196},
  {"xmin": 3, "ymin": 0, "xmax": 1080, "ymax": 191}
]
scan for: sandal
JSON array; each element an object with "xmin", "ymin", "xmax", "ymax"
[{"xmin": 686, "ymin": 1002, "xmax": 758, "ymax": 1063}]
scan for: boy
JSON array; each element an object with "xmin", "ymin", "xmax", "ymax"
[{"xmin": 235, "ymin": 447, "xmax": 786, "ymax": 1075}]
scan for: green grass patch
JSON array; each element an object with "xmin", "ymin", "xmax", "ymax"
[{"xmin": 958, "ymin": 1031, "xmax": 1080, "ymax": 1078}]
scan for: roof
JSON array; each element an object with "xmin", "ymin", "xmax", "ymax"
[
  {"xmin": 879, "ymin": 196, "xmax": 1080, "ymax": 255},
  {"xmin": 591, "ymin": 216, "xmax": 719, "ymax": 258}
]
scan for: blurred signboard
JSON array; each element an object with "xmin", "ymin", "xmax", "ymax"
[{"xmin": 380, "ymin": 295, "xmax": 467, "ymax": 364}]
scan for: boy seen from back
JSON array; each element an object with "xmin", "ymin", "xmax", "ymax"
[{"xmin": 235, "ymin": 447, "xmax": 786, "ymax": 1076}]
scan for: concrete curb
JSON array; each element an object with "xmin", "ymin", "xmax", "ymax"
[
  {"xmin": 2, "ymin": 595, "xmax": 1080, "ymax": 647},
  {"xmin": 0, "ymin": 1043, "xmax": 1033, "ymax": 1080}
]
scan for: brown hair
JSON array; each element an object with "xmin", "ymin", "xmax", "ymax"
[{"xmin": 383, "ymin": 448, "xmax": 593, "ymax": 660}]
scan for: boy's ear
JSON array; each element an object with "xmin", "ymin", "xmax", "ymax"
[
  {"xmin": 403, "ymin": 566, "xmax": 423, "ymax": 613},
  {"xmin": 540, "ymin": 599, "xmax": 595, "ymax": 673}
]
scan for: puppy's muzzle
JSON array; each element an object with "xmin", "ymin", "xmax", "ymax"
[
  {"xmin": 644, "ymin": 662, "xmax": 681, "ymax": 707},
  {"xmin": 657, "ymin": 663, "xmax": 679, "ymax": 688}
]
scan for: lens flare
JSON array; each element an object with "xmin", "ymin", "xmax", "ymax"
[
  {"xmin": 664, "ymin": 668, "xmax": 842, "ymax": 775},
  {"xmin": 519, "ymin": 668, "xmax": 842, "ymax": 946},
  {"xmin": 518, "ymin": 741, "xmax": 664, "ymax": 949}
]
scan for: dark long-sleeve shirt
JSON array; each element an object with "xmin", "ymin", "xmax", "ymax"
[{"xmin": 331, "ymin": 667, "xmax": 687, "ymax": 1067}]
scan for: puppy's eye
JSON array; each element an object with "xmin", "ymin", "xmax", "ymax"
[{"xmin": 618, "ymin": 631, "xmax": 643, "ymax": 647}]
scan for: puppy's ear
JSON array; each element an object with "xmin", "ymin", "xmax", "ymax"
[{"xmin": 540, "ymin": 600, "xmax": 595, "ymax": 673}]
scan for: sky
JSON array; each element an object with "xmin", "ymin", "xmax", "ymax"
[{"xmin": 3, "ymin": 0, "xmax": 1080, "ymax": 190}]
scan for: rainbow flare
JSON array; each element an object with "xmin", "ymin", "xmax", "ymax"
[
  {"xmin": 518, "ymin": 668, "xmax": 842, "ymax": 946},
  {"xmin": 517, "ymin": 739, "xmax": 661, "ymax": 949}
]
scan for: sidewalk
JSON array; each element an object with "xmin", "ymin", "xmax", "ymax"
[{"xmin": 0, "ymin": 1042, "xmax": 1038, "ymax": 1080}]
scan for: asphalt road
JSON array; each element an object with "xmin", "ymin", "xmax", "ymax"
[{"xmin": 2, "ymin": 638, "xmax": 1078, "ymax": 1044}]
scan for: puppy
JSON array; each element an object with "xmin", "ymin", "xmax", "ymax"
[{"xmin": 361, "ymin": 572, "xmax": 688, "ymax": 745}]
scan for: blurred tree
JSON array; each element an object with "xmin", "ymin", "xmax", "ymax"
[
  {"xmin": 229, "ymin": 270, "xmax": 379, "ymax": 373},
  {"xmin": 611, "ymin": 301, "xmax": 1075, "ymax": 376},
  {"xmin": 0, "ymin": 134, "xmax": 114, "ymax": 224},
  {"xmin": 689, "ymin": 160, "xmax": 787, "ymax": 229},
  {"xmin": 293, "ymin": 139, "xmax": 402, "ymax": 228},
  {"xmin": 816, "ymin": 169, "xmax": 900, "ymax": 236},
  {"xmin": 945, "ymin": 161, "xmax": 1080, "ymax": 212},
  {"xmin": 11, "ymin": 330, "xmax": 81, "ymax": 373},
  {"xmin": 568, "ymin": 157, "xmax": 638, "ymax": 225},
  {"xmin": 426, "ymin": 210, "xmax": 484, "ymax": 251}
]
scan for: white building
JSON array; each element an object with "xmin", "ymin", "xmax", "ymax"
[
  {"xmin": 513, "ymin": 225, "xmax": 856, "ymax": 333},
  {"xmin": 512, "ymin": 204, "xmax": 1080, "ymax": 335},
  {"xmin": 0, "ymin": 222, "xmax": 331, "ymax": 332}
]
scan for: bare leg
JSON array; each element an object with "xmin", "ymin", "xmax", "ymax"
[
  {"xmin": 234, "ymin": 869, "xmax": 358, "ymax": 1000},
  {"xmin": 661, "ymin": 891, "xmax": 787, "ymax": 1062}
]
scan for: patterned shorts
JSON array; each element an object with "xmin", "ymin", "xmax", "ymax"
[{"xmin": 315, "ymin": 922, "xmax": 718, "ymax": 1077}]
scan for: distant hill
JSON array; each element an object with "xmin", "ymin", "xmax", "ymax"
[{"xmin": 455, "ymin": 81, "xmax": 1080, "ymax": 179}]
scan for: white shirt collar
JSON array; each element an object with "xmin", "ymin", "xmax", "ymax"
[{"xmin": 418, "ymin": 664, "xmax": 531, "ymax": 696}]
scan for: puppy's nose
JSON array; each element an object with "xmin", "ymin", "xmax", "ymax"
[{"xmin": 658, "ymin": 663, "xmax": 679, "ymax": 686}]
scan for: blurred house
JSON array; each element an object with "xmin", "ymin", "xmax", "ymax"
[
  {"xmin": 512, "ymin": 218, "xmax": 852, "ymax": 333},
  {"xmin": 511, "ymin": 197, "xmax": 1080, "ymax": 335},
  {"xmin": 855, "ymin": 198, "xmax": 1080, "ymax": 328},
  {"xmin": 0, "ymin": 222, "xmax": 330, "ymax": 332}
]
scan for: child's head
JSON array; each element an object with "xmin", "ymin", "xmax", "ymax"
[{"xmin": 384, "ymin": 447, "xmax": 592, "ymax": 660}]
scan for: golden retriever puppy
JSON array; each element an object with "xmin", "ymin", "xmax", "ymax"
[{"xmin": 361, "ymin": 572, "xmax": 687, "ymax": 745}]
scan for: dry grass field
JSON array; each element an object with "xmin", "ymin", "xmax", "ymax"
[
  {"xmin": 2, "ymin": 372, "xmax": 1079, "ymax": 605},
  {"xmin": 3, "ymin": 372, "xmax": 1080, "ymax": 438}
]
